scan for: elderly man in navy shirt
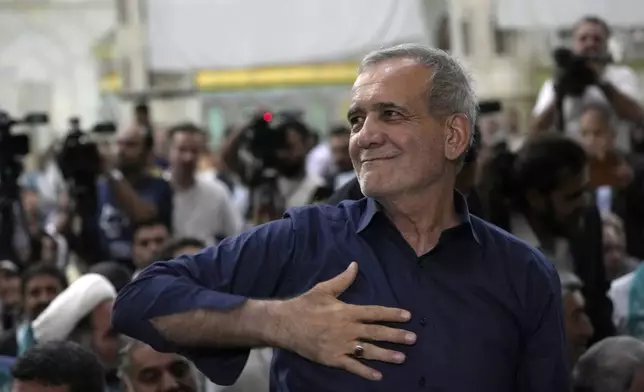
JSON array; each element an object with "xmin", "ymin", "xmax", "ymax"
[{"xmin": 112, "ymin": 44, "xmax": 568, "ymax": 391}]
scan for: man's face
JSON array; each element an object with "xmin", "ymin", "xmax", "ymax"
[
  {"xmin": 348, "ymin": 58, "xmax": 470, "ymax": 198},
  {"xmin": 276, "ymin": 129, "xmax": 307, "ymax": 178},
  {"xmin": 40, "ymin": 236, "xmax": 57, "ymax": 265},
  {"xmin": 124, "ymin": 344, "xmax": 197, "ymax": 392},
  {"xmin": 0, "ymin": 276, "xmax": 21, "ymax": 311},
  {"xmin": 579, "ymin": 109, "xmax": 613, "ymax": 158},
  {"xmin": 504, "ymin": 109, "xmax": 520, "ymax": 134},
  {"xmin": 116, "ymin": 126, "xmax": 148, "ymax": 173},
  {"xmin": 572, "ymin": 21, "xmax": 608, "ymax": 58},
  {"xmin": 563, "ymin": 290, "xmax": 594, "ymax": 365},
  {"xmin": 603, "ymin": 226, "xmax": 626, "ymax": 277},
  {"xmin": 530, "ymin": 168, "xmax": 590, "ymax": 237},
  {"xmin": 168, "ymin": 132, "xmax": 205, "ymax": 178},
  {"xmin": 90, "ymin": 300, "xmax": 120, "ymax": 371},
  {"xmin": 479, "ymin": 115, "xmax": 503, "ymax": 147},
  {"xmin": 132, "ymin": 225, "xmax": 170, "ymax": 270},
  {"xmin": 23, "ymin": 274, "xmax": 64, "ymax": 319},
  {"xmin": 329, "ymin": 134, "xmax": 352, "ymax": 172},
  {"xmin": 12, "ymin": 380, "xmax": 69, "ymax": 392}
]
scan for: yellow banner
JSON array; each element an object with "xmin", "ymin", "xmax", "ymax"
[
  {"xmin": 195, "ymin": 62, "xmax": 359, "ymax": 90},
  {"xmin": 98, "ymin": 62, "xmax": 360, "ymax": 93}
]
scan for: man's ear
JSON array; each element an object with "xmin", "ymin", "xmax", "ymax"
[{"xmin": 444, "ymin": 114, "xmax": 471, "ymax": 162}]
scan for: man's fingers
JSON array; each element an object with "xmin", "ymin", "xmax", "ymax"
[
  {"xmin": 360, "ymin": 324, "xmax": 417, "ymax": 345},
  {"xmin": 354, "ymin": 305, "xmax": 412, "ymax": 323},
  {"xmin": 356, "ymin": 342, "xmax": 406, "ymax": 364},
  {"xmin": 314, "ymin": 262, "xmax": 358, "ymax": 297},
  {"xmin": 338, "ymin": 356, "xmax": 382, "ymax": 381}
]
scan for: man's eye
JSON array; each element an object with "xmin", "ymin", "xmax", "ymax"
[
  {"xmin": 383, "ymin": 110, "xmax": 402, "ymax": 119},
  {"xmin": 349, "ymin": 116, "xmax": 364, "ymax": 126}
]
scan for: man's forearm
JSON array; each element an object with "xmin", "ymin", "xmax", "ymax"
[
  {"xmin": 601, "ymin": 82, "xmax": 644, "ymax": 123},
  {"xmin": 106, "ymin": 173, "xmax": 157, "ymax": 222},
  {"xmin": 150, "ymin": 299, "xmax": 288, "ymax": 349},
  {"xmin": 530, "ymin": 102, "xmax": 557, "ymax": 135}
]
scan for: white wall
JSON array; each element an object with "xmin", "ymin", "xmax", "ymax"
[{"xmin": 0, "ymin": 0, "xmax": 115, "ymax": 144}]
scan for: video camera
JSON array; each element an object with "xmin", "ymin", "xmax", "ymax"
[
  {"xmin": 240, "ymin": 112, "xmax": 287, "ymax": 173},
  {"xmin": 552, "ymin": 47, "xmax": 611, "ymax": 97},
  {"xmin": 0, "ymin": 111, "xmax": 48, "ymax": 200},
  {"xmin": 56, "ymin": 120, "xmax": 116, "ymax": 212}
]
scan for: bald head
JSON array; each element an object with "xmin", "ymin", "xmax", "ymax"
[
  {"xmin": 574, "ymin": 336, "xmax": 644, "ymax": 392},
  {"xmin": 116, "ymin": 124, "xmax": 152, "ymax": 173}
]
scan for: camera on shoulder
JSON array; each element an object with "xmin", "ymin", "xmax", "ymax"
[{"xmin": 552, "ymin": 48, "xmax": 611, "ymax": 96}]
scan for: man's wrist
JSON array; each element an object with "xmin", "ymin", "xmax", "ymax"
[{"xmin": 240, "ymin": 299, "xmax": 290, "ymax": 348}]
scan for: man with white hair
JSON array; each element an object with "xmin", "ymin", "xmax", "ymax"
[
  {"xmin": 32, "ymin": 273, "xmax": 119, "ymax": 391},
  {"xmin": 117, "ymin": 336, "xmax": 198, "ymax": 392},
  {"xmin": 573, "ymin": 336, "xmax": 644, "ymax": 392},
  {"xmin": 560, "ymin": 271, "xmax": 595, "ymax": 367},
  {"xmin": 114, "ymin": 44, "xmax": 568, "ymax": 391}
]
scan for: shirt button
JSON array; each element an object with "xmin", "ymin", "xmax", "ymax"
[
  {"xmin": 420, "ymin": 316, "xmax": 427, "ymax": 326},
  {"xmin": 419, "ymin": 376, "xmax": 426, "ymax": 386}
]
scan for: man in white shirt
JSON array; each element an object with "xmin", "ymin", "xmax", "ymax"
[
  {"xmin": 532, "ymin": 16, "xmax": 643, "ymax": 151},
  {"xmin": 166, "ymin": 123, "xmax": 242, "ymax": 245}
]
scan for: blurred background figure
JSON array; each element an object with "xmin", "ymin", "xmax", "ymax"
[
  {"xmin": 117, "ymin": 337, "xmax": 198, "ymax": 392},
  {"xmin": 560, "ymin": 271, "xmax": 595, "ymax": 368},
  {"xmin": 0, "ymin": 1, "xmax": 640, "ymax": 391},
  {"xmin": 573, "ymin": 336, "xmax": 644, "ymax": 392},
  {"xmin": 10, "ymin": 340, "xmax": 106, "ymax": 392}
]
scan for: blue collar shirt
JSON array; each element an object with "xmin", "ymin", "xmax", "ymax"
[{"xmin": 113, "ymin": 193, "xmax": 568, "ymax": 392}]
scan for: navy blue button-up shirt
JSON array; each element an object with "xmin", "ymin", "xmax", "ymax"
[{"xmin": 112, "ymin": 193, "xmax": 568, "ymax": 392}]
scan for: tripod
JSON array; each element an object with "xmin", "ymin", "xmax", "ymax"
[
  {"xmin": 0, "ymin": 159, "xmax": 25, "ymax": 262},
  {"xmin": 249, "ymin": 168, "xmax": 285, "ymax": 225}
]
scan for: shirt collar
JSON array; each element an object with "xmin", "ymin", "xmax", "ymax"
[{"xmin": 356, "ymin": 190, "xmax": 481, "ymax": 244}]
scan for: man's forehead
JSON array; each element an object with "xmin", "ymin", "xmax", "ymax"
[
  {"xmin": 117, "ymin": 125, "xmax": 145, "ymax": 140},
  {"xmin": 132, "ymin": 344, "xmax": 184, "ymax": 367},
  {"xmin": 352, "ymin": 59, "xmax": 429, "ymax": 96}
]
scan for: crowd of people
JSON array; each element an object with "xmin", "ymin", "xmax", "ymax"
[{"xmin": 0, "ymin": 14, "xmax": 643, "ymax": 392}]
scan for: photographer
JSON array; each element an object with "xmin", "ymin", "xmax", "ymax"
[
  {"xmin": 221, "ymin": 114, "xmax": 325, "ymax": 224},
  {"xmin": 531, "ymin": 16, "xmax": 643, "ymax": 150},
  {"xmin": 97, "ymin": 124, "xmax": 172, "ymax": 270}
]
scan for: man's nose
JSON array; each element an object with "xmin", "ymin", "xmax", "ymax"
[
  {"xmin": 160, "ymin": 372, "xmax": 181, "ymax": 392},
  {"xmin": 581, "ymin": 315, "xmax": 595, "ymax": 340},
  {"xmin": 355, "ymin": 114, "xmax": 386, "ymax": 148}
]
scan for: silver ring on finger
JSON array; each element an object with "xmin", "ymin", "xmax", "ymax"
[{"xmin": 353, "ymin": 342, "xmax": 365, "ymax": 358}]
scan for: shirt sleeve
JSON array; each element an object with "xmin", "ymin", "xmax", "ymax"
[
  {"xmin": 516, "ymin": 253, "xmax": 569, "ymax": 392},
  {"xmin": 608, "ymin": 66, "xmax": 642, "ymax": 103},
  {"xmin": 111, "ymin": 217, "xmax": 298, "ymax": 385},
  {"xmin": 533, "ymin": 80, "xmax": 556, "ymax": 116}
]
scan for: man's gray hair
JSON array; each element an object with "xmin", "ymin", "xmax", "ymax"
[
  {"xmin": 117, "ymin": 335, "xmax": 145, "ymax": 378},
  {"xmin": 359, "ymin": 44, "xmax": 478, "ymax": 158},
  {"xmin": 117, "ymin": 336, "xmax": 201, "ymax": 388},
  {"xmin": 559, "ymin": 270, "xmax": 584, "ymax": 297},
  {"xmin": 573, "ymin": 336, "xmax": 644, "ymax": 392}
]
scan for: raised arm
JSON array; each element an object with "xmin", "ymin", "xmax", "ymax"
[
  {"xmin": 112, "ymin": 215, "xmax": 416, "ymax": 385},
  {"xmin": 112, "ymin": 218, "xmax": 298, "ymax": 384}
]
